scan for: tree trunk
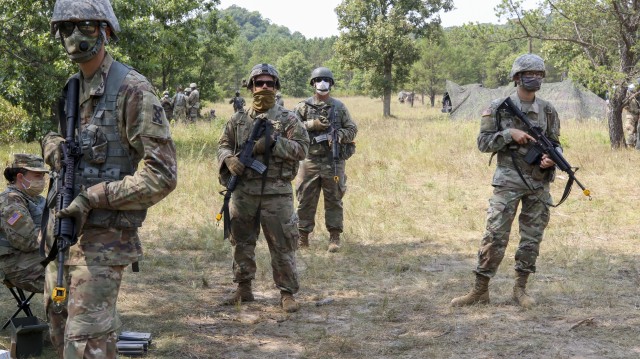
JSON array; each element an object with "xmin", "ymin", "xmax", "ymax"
[
  {"xmin": 608, "ymin": 86, "xmax": 626, "ymax": 149},
  {"xmin": 383, "ymin": 58, "xmax": 392, "ymax": 117}
]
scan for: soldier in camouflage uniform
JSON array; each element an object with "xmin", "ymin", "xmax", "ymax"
[
  {"xmin": 187, "ymin": 82, "xmax": 200, "ymax": 122},
  {"xmin": 294, "ymin": 67, "xmax": 358, "ymax": 253},
  {"xmin": 451, "ymin": 54, "xmax": 559, "ymax": 309},
  {"xmin": 276, "ymin": 91, "xmax": 284, "ymax": 107},
  {"xmin": 623, "ymin": 84, "xmax": 639, "ymax": 147},
  {"xmin": 229, "ymin": 91, "xmax": 246, "ymax": 112},
  {"xmin": 173, "ymin": 85, "xmax": 188, "ymax": 123},
  {"xmin": 184, "ymin": 86, "xmax": 193, "ymax": 123},
  {"xmin": 0, "ymin": 154, "xmax": 48, "ymax": 293},
  {"xmin": 217, "ymin": 63, "xmax": 309, "ymax": 313},
  {"xmin": 161, "ymin": 90, "xmax": 174, "ymax": 122},
  {"xmin": 44, "ymin": 1, "xmax": 178, "ymax": 357}
]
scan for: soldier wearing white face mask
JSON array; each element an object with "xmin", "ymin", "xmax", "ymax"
[{"xmin": 293, "ymin": 67, "xmax": 358, "ymax": 253}]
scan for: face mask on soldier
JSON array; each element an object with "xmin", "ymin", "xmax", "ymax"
[
  {"xmin": 62, "ymin": 26, "xmax": 104, "ymax": 63},
  {"xmin": 315, "ymin": 80, "xmax": 331, "ymax": 95},
  {"xmin": 520, "ymin": 75, "xmax": 543, "ymax": 92},
  {"xmin": 20, "ymin": 176, "xmax": 46, "ymax": 197}
]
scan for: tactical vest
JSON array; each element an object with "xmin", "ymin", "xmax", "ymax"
[
  {"xmin": 302, "ymin": 97, "xmax": 343, "ymax": 158},
  {"xmin": 72, "ymin": 61, "xmax": 147, "ymax": 229},
  {"xmin": 174, "ymin": 93, "xmax": 186, "ymax": 107}
]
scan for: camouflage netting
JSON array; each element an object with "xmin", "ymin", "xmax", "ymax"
[{"xmin": 446, "ymin": 79, "xmax": 607, "ymax": 121}]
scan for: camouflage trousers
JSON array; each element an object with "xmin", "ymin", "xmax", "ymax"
[
  {"xmin": 624, "ymin": 112, "xmax": 639, "ymax": 147},
  {"xmin": 230, "ymin": 190, "xmax": 299, "ymax": 294},
  {"xmin": 295, "ymin": 157, "xmax": 347, "ymax": 234},
  {"xmin": 189, "ymin": 107, "xmax": 198, "ymax": 123},
  {"xmin": 45, "ymin": 262, "xmax": 124, "ymax": 359},
  {"xmin": 174, "ymin": 105, "xmax": 187, "ymax": 123},
  {"xmin": 474, "ymin": 186, "xmax": 551, "ymax": 277},
  {"xmin": 1, "ymin": 250, "xmax": 45, "ymax": 293}
]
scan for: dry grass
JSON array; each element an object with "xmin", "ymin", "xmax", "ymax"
[{"xmin": 2, "ymin": 96, "xmax": 640, "ymax": 358}]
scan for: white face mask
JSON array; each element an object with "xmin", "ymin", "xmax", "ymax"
[{"xmin": 315, "ymin": 80, "xmax": 331, "ymax": 95}]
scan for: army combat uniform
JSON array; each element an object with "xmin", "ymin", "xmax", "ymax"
[
  {"xmin": 475, "ymin": 94, "xmax": 559, "ymax": 278},
  {"xmin": 173, "ymin": 90, "xmax": 188, "ymax": 123},
  {"xmin": 0, "ymin": 185, "xmax": 46, "ymax": 293},
  {"xmin": 294, "ymin": 97, "xmax": 357, "ymax": 238},
  {"xmin": 217, "ymin": 105, "xmax": 309, "ymax": 294},
  {"xmin": 187, "ymin": 86, "xmax": 200, "ymax": 122},
  {"xmin": 624, "ymin": 97, "xmax": 640, "ymax": 147},
  {"xmin": 42, "ymin": 53, "xmax": 177, "ymax": 358}
]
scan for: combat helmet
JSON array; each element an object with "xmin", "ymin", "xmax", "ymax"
[
  {"xmin": 509, "ymin": 54, "xmax": 545, "ymax": 80},
  {"xmin": 246, "ymin": 63, "xmax": 281, "ymax": 90},
  {"xmin": 309, "ymin": 67, "xmax": 335, "ymax": 86},
  {"xmin": 163, "ymin": 91, "xmax": 169, "ymax": 96},
  {"xmin": 190, "ymin": 83, "xmax": 197, "ymax": 89},
  {"xmin": 50, "ymin": 0, "xmax": 120, "ymax": 42}
]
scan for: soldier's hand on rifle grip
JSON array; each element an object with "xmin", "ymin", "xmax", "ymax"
[
  {"xmin": 540, "ymin": 154, "xmax": 556, "ymax": 169},
  {"xmin": 56, "ymin": 190, "xmax": 92, "ymax": 235},
  {"xmin": 510, "ymin": 129, "xmax": 536, "ymax": 145},
  {"xmin": 42, "ymin": 133, "xmax": 64, "ymax": 171},
  {"xmin": 328, "ymin": 132, "xmax": 342, "ymax": 146},
  {"xmin": 224, "ymin": 156, "xmax": 245, "ymax": 176}
]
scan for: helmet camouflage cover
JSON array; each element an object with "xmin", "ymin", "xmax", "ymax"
[
  {"xmin": 509, "ymin": 53, "xmax": 545, "ymax": 79},
  {"xmin": 309, "ymin": 67, "xmax": 335, "ymax": 86},
  {"xmin": 50, "ymin": 0, "xmax": 120, "ymax": 41},
  {"xmin": 246, "ymin": 63, "xmax": 281, "ymax": 90}
]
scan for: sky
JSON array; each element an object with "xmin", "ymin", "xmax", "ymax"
[{"xmin": 217, "ymin": 0, "xmax": 539, "ymax": 39}]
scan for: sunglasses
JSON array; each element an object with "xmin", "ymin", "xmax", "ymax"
[
  {"xmin": 314, "ymin": 77, "xmax": 332, "ymax": 83},
  {"xmin": 57, "ymin": 20, "xmax": 102, "ymax": 37},
  {"xmin": 255, "ymin": 80, "xmax": 276, "ymax": 88}
]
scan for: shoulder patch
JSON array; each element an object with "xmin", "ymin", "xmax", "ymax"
[
  {"xmin": 7, "ymin": 212, "xmax": 22, "ymax": 226},
  {"xmin": 482, "ymin": 108, "xmax": 492, "ymax": 117},
  {"xmin": 152, "ymin": 104, "xmax": 164, "ymax": 125}
]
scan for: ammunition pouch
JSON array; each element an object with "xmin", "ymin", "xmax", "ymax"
[
  {"xmin": 80, "ymin": 124, "xmax": 108, "ymax": 165},
  {"xmin": 339, "ymin": 142, "xmax": 356, "ymax": 160}
]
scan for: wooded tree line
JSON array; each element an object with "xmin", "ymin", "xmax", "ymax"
[{"xmin": 0, "ymin": 0, "xmax": 637, "ymax": 147}]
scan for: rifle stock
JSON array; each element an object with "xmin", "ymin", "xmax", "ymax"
[{"xmin": 498, "ymin": 97, "xmax": 591, "ymax": 203}]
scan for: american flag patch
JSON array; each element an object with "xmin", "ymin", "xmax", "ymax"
[{"xmin": 7, "ymin": 212, "xmax": 22, "ymax": 226}]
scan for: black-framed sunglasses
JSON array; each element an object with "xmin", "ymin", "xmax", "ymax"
[
  {"xmin": 57, "ymin": 20, "xmax": 102, "ymax": 37},
  {"xmin": 314, "ymin": 77, "xmax": 332, "ymax": 83},
  {"xmin": 255, "ymin": 80, "xmax": 276, "ymax": 88}
]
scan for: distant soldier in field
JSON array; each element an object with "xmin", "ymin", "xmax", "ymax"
[
  {"xmin": 161, "ymin": 90, "xmax": 174, "ymax": 122},
  {"xmin": 623, "ymin": 83, "xmax": 639, "ymax": 147},
  {"xmin": 276, "ymin": 91, "xmax": 284, "ymax": 107},
  {"xmin": 173, "ymin": 85, "xmax": 188, "ymax": 123},
  {"xmin": 229, "ymin": 90, "xmax": 245, "ymax": 112},
  {"xmin": 45, "ymin": 0, "xmax": 178, "ymax": 355},
  {"xmin": 188, "ymin": 82, "xmax": 200, "ymax": 122},
  {"xmin": 184, "ymin": 86, "xmax": 193, "ymax": 123},
  {"xmin": 294, "ymin": 67, "xmax": 358, "ymax": 253},
  {"xmin": 0, "ymin": 154, "xmax": 47, "ymax": 294},
  {"xmin": 217, "ymin": 63, "xmax": 309, "ymax": 312},
  {"xmin": 450, "ymin": 54, "xmax": 559, "ymax": 309}
]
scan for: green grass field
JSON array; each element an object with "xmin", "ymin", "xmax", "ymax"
[{"xmin": 1, "ymin": 96, "xmax": 639, "ymax": 358}]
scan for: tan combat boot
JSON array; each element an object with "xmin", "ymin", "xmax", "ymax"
[
  {"xmin": 327, "ymin": 230, "xmax": 341, "ymax": 253},
  {"xmin": 280, "ymin": 291, "xmax": 300, "ymax": 313},
  {"xmin": 450, "ymin": 274, "xmax": 490, "ymax": 307},
  {"xmin": 222, "ymin": 281, "xmax": 254, "ymax": 305},
  {"xmin": 298, "ymin": 230, "xmax": 310, "ymax": 249},
  {"xmin": 513, "ymin": 271, "xmax": 536, "ymax": 309}
]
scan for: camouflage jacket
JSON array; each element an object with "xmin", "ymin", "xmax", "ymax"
[
  {"xmin": 188, "ymin": 89, "xmax": 200, "ymax": 109},
  {"xmin": 173, "ymin": 92, "xmax": 187, "ymax": 108},
  {"xmin": 478, "ymin": 94, "xmax": 560, "ymax": 190},
  {"xmin": 293, "ymin": 96, "xmax": 358, "ymax": 158},
  {"xmin": 217, "ymin": 105, "xmax": 309, "ymax": 195},
  {"xmin": 42, "ymin": 53, "xmax": 178, "ymax": 266},
  {"xmin": 0, "ymin": 185, "xmax": 45, "ymax": 256}
]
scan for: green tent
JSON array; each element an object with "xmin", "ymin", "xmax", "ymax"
[{"xmin": 446, "ymin": 79, "xmax": 607, "ymax": 121}]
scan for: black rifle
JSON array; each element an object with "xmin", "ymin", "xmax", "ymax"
[
  {"xmin": 52, "ymin": 77, "xmax": 83, "ymax": 306},
  {"xmin": 216, "ymin": 115, "xmax": 268, "ymax": 239},
  {"xmin": 498, "ymin": 97, "xmax": 591, "ymax": 206}
]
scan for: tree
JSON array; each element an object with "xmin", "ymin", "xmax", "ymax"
[
  {"xmin": 334, "ymin": 0, "xmax": 453, "ymax": 117},
  {"xmin": 410, "ymin": 37, "xmax": 447, "ymax": 107},
  {"xmin": 495, "ymin": 0, "xmax": 640, "ymax": 148},
  {"xmin": 276, "ymin": 51, "xmax": 312, "ymax": 97}
]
